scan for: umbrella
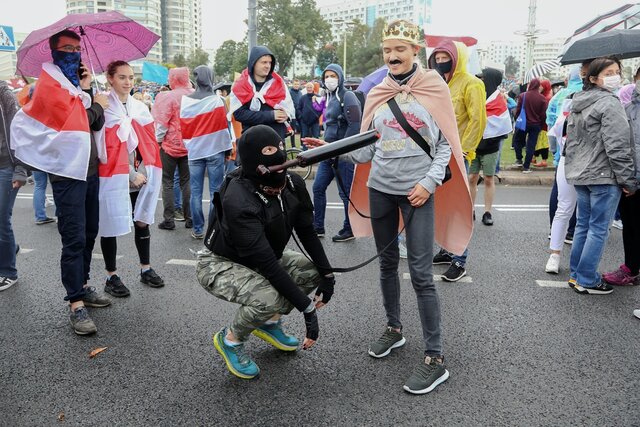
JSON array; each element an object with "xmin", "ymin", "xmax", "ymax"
[
  {"xmin": 560, "ymin": 4, "xmax": 640, "ymax": 56},
  {"xmin": 560, "ymin": 29, "xmax": 640, "ymax": 65},
  {"xmin": 357, "ymin": 65, "xmax": 388, "ymax": 94},
  {"xmin": 17, "ymin": 11, "xmax": 160, "ymax": 78},
  {"xmin": 524, "ymin": 59, "xmax": 561, "ymax": 83}
]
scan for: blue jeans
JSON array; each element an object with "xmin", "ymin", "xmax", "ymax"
[
  {"xmin": 301, "ymin": 122, "xmax": 320, "ymax": 138},
  {"xmin": 0, "ymin": 167, "xmax": 19, "ymax": 280},
  {"xmin": 173, "ymin": 168, "xmax": 182, "ymax": 210},
  {"xmin": 224, "ymin": 158, "xmax": 237, "ymax": 176},
  {"xmin": 52, "ymin": 175, "xmax": 100, "ymax": 302},
  {"xmin": 312, "ymin": 159, "xmax": 354, "ymax": 233},
  {"xmin": 189, "ymin": 153, "xmax": 225, "ymax": 234},
  {"xmin": 32, "ymin": 170, "xmax": 49, "ymax": 221},
  {"xmin": 513, "ymin": 124, "xmax": 542, "ymax": 170},
  {"xmin": 570, "ymin": 184, "xmax": 621, "ymax": 288}
]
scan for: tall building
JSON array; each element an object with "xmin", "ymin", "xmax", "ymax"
[
  {"xmin": 291, "ymin": 0, "xmax": 433, "ymax": 78},
  {"xmin": 161, "ymin": 0, "xmax": 202, "ymax": 63},
  {"xmin": 0, "ymin": 31, "xmax": 27, "ymax": 79}
]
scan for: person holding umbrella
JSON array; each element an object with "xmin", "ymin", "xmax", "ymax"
[{"xmin": 11, "ymin": 29, "xmax": 112, "ymax": 335}]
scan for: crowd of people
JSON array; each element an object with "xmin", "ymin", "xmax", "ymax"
[{"xmin": 0, "ymin": 17, "xmax": 638, "ymax": 396}]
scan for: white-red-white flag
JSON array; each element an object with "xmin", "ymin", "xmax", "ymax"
[
  {"xmin": 180, "ymin": 95, "xmax": 233, "ymax": 160},
  {"xmin": 11, "ymin": 62, "xmax": 94, "ymax": 181},
  {"xmin": 483, "ymin": 90, "xmax": 512, "ymax": 139}
]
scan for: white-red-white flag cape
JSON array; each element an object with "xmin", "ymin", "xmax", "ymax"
[
  {"xmin": 227, "ymin": 71, "xmax": 296, "ymax": 121},
  {"xmin": 11, "ymin": 62, "xmax": 100, "ymax": 181},
  {"xmin": 180, "ymin": 95, "xmax": 233, "ymax": 160},
  {"xmin": 98, "ymin": 91, "xmax": 162, "ymax": 237},
  {"xmin": 483, "ymin": 90, "xmax": 512, "ymax": 139}
]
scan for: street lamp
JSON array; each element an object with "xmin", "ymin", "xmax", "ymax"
[{"xmin": 332, "ymin": 19, "xmax": 355, "ymax": 77}]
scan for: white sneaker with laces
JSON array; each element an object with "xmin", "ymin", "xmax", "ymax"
[
  {"xmin": 612, "ymin": 219, "xmax": 623, "ymax": 230},
  {"xmin": 545, "ymin": 253, "xmax": 560, "ymax": 274}
]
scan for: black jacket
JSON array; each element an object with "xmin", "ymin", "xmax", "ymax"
[
  {"xmin": 232, "ymin": 46, "xmax": 286, "ymax": 139},
  {"xmin": 205, "ymin": 169, "xmax": 332, "ymax": 312},
  {"xmin": 298, "ymin": 93, "xmax": 321, "ymax": 126}
]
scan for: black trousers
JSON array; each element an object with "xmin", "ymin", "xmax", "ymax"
[
  {"xmin": 619, "ymin": 192, "xmax": 640, "ymax": 274},
  {"xmin": 160, "ymin": 149, "xmax": 190, "ymax": 223}
]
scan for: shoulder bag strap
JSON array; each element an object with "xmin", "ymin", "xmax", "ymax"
[{"xmin": 387, "ymin": 97, "xmax": 433, "ymax": 159}]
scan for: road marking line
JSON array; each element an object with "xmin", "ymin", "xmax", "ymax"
[
  {"xmin": 92, "ymin": 253, "xmax": 123, "ymax": 260},
  {"xmin": 166, "ymin": 259, "xmax": 197, "ymax": 266},
  {"xmin": 18, "ymin": 248, "xmax": 34, "ymax": 253},
  {"xmin": 536, "ymin": 280, "xmax": 570, "ymax": 288},
  {"xmin": 403, "ymin": 273, "xmax": 473, "ymax": 283},
  {"xmin": 496, "ymin": 208, "xmax": 548, "ymax": 212}
]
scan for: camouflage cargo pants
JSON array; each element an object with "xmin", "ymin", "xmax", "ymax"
[{"xmin": 196, "ymin": 249, "xmax": 321, "ymax": 341}]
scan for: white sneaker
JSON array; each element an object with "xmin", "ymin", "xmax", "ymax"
[
  {"xmin": 634, "ymin": 309, "xmax": 640, "ymax": 320},
  {"xmin": 612, "ymin": 219, "xmax": 623, "ymax": 230},
  {"xmin": 545, "ymin": 253, "xmax": 560, "ymax": 274},
  {"xmin": 398, "ymin": 241, "xmax": 407, "ymax": 259},
  {"xmin": 45, "ymin": 197, "xmax": 55, "ymax": 207}
]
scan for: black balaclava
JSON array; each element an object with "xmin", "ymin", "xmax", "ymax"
[
  {"xmin": 434, "ymin": 60, "xmax": 453, "ymax": 77},
  {"xmin": 238, "ymin": 125, "xmax": 287, "ymax": 191}
]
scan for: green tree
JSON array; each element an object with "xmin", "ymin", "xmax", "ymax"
[
  {"xmin": 173, "ymin": 54, "xmax": 187, "ymax": 68},
  {"xmin": 505, "ymin": 55, "xmax": 520, "ymax": 78},
  {"xmin": 257, "ymin": 0, "xmax": 331, "ymax": 74},
  {"xmin": 214, "ymin": 40, "xmax": 238, "ymax": 79},
  {"xmin": 188, "ymin": 48, "xmax": 210, "ymax": 70},
  {"xmin": 347, "ymin": 18, "xmax": 386, "ymax": 77},
  {"xmin": 316, "ymin": 43, "xmax": 338, "ymax": 71},
  {"xmin": 231, "ymin": 40, "xmax": 249, "ymax": 77}
]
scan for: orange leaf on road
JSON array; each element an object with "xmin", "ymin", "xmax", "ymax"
[{"xmin": 89, "ymin": 347, "xmax": 108, "ymax": 358}]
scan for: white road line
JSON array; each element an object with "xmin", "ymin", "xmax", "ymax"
[
  {"xmin": 18, "ymin": 248, "xmax": 34, "ymax": 253},
  {"xmin": 166, "ymin": 259, "xmax": 197, "ymax": 266},
  {"xmin": 403, "ymin": 273, "xmax": 473, "ymax": 283},
  {"xmin": 496, "ymin": 208, "xmax": 548, "ymax": 212},
  {"xmin": 92, "ymin": 253, "xmax": 123, "ymax": 260},
  {"xmin": 536, "ymin": 280, "xmax": 570, "ymax": 288}
]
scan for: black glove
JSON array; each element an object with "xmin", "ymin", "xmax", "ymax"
[
  {"xmin": 315, "ymin": 274, "xmax": 335, "ymax": 304},
  {"xmin": 303, "ymin": 308, "xmax": 319, "ymax": 341}
]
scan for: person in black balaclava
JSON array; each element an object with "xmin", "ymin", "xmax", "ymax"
[{"xmin": 195, "ymin": 124, "xmax": 336, "ymax": 380}]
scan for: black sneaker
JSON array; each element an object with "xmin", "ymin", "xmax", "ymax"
[
  {"xmin": 141, "ymin": 268, "xmax": 165, "ymax": 288},
  {"xmin": 441, "ymin": 261, "xmax": 466, "ymax": 282},
  {"xmin": 481, "ymin": 211, "xmax": 493, "ymax": 226},
  {"xmin": 573, "ymin": 281, "xmax": 613, "ymax": 295},
  {"xmin": 185, "ymin": 219, "xmax": 193, "ymax": 229},
  {"xmin": 564, "ymin": 234, "xmax": 573, "ymax": 245},
  {"xmin": 403, "ymin": 355, "xmax": 450, "ymax": 395},
  {"xmin": 0, "ymin": 276, "xmax": 18, "ymax": 291},
  {"xmin": 82, "ymin": 286, "xmax": 112, "ymax": 307},
  {"xmin": 368, "ymin": 326, "xmax": 406, "ymax": 358},
  {"xmin": 332, "ymin": 229, "xmax": 355, "ymax": 242},
  {"xmin": 174, "ymin": 208, "xmax": 186, "ymax": 222},
  {"xmin": 432, "ymin": 249, "xmax": 453, "ymax": 265},
  {"xmin": 36, "ymin": 217, "xmax": 55, "ymax": 225},
  {"xmin": 314, "ymin": 228, "xmax": 325, "ymax": 238},
  {"xmin": 104, "ymin": 274, "xmax": 130, "ymax": 297},
  {"xmin": 158, "ymin": 220, "xmax": 175, "ymax": 230}
]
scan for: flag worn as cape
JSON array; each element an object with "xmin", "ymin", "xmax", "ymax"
[
  {"xmin": 11, "ymin": 62, "xmax": 95, "ymax": 181},
  {"xmin": 180, "ymin": 94, "xmax": 233, "ymax": 160},
  {"xmin": 350, "ymin": 66, "xmax": 473, "ymax": 255},
  {"xmin": 227, "ymin": 69, "xmax": 295, "ymax": 120},
  {"xmin": 98, "ymin": 91, "xmax": 162, "ymax": 237},
  {"xmin": 483, "ymin": 90, "xmax": 512, "ymax": 139}
]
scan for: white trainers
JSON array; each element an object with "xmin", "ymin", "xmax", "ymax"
[
  {"xmin": 545, "ymin": 253, "xmax": 560, "ymax": 274},
  {"xmin": 612, "ymin": 219, "xmax": 623, "ymax": 230},
  {"xmin": 45, "ymin": 197, "xmax": 55, "ymax": 207},
  {"xmin": 634, "ymin": 309, "xmax": 640, "ymax": 320}
]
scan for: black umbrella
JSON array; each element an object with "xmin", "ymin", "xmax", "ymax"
[{"xmin": 561, "ymin": 29, "xmax": 640, "ymax": 65}]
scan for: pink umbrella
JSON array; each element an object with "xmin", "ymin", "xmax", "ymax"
[{"xmin": 17, "ymin": 11, "xmax": 160, "ymax": 78}]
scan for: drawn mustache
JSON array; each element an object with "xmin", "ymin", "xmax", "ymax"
[{"xmin": 389, "ymin": 59, "xmax": 402, "ymax": 65}]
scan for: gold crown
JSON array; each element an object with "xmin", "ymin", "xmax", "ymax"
[{"xmin": 383, "ymin": 20, "xmax": 423, "ymax": 45}]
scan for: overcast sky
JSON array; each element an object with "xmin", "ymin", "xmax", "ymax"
[{"xmin": 1, "ymin": 0, "xmax": 635, "ymax": 50}]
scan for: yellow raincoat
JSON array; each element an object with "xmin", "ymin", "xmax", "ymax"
[{"xmin": 429, "ymin": 41, "xmax": 486, "ymax": 161}]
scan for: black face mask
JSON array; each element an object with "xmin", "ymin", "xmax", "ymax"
[
  {"xmin": 434, "ymin": 60, "xmax": 453, "ymax": 77},
  {"xmin": 238, "ymin": 125, "xmax": 287, "ymax": 190}
]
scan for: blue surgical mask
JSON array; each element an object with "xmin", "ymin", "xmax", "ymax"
[{"xmin": 51, "ymin": 50, "xmax": 82, "ymax": 87}]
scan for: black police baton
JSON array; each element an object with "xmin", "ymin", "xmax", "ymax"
[{"xmin": 256, "ymin": 129, "xmax": 380, "ymax": 176}]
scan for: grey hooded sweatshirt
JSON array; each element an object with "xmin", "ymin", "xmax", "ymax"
[
  {"xmin": 190, "ymin": 65, "xmax": 214, "ymax": 100},
  {"xmin": 564, "ymin": 87, "xmax": 636, "ymax": 191}
]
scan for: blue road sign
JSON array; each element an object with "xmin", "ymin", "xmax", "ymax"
[{"xmin": 0, "ymin": 25, "xmax": 16, "ymax": 52}]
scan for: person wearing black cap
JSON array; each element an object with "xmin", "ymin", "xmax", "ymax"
[{"xmin": 195, "ymin": 124, "xmax": 335, "ymax": 379}]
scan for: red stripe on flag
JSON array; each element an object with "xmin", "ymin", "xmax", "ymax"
[
  {"xmin": 486, "ymin": 97, "xmax": 507, "ymax": 117},
  {"xmin": 180, "ymin": 107, "xmax": 228, "ymax": 140},
  {"xmin": 99, "ymin": 126, "xmax": 130, "ymax": 177},
  {"xmin": 133, "ymin": 121, "xmax": 162, "ymax": 168},
  {"xmin": 22, "ymin": 71, "xmax": 89, "ymax": 132}
]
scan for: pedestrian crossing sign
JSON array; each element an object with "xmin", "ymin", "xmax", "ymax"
[{"xmin": 0, "ymin": 25, "xmax": 16, "ymax": 52}]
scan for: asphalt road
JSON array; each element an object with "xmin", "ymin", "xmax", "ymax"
[{"xmin": 2, "ymin": 181, "xmax": 639, "ymax": 426}]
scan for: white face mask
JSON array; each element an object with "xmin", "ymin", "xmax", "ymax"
[
  {"xmin": 324, "ymin": 77, "xmax": 339, "ymax": 92},
  {"xmin": 601, "ymin": 75, "xmax": 621, "ymax": 92}
]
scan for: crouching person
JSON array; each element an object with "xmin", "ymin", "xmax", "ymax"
[{"xmin": 195, "ymin": 124, "xmax": 335, "ymax": 379}]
